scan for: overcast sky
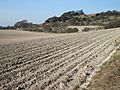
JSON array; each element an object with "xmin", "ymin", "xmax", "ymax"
[{"xmin": 0, "ymin": 0, "xmax": 120, "ymax": 26}]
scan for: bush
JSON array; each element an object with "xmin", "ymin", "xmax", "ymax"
[
  {"xmin": 64, "ymin": 28, "xmax": 79, "ymax": 33},
  {"xmin": 82, "ymin": 27, "xmax": 91, "ymax": 32},
  {"xmin": 43, "ymin": 24, "xmax": 52, "ymax": 32},
  {"xmin": 104, "ymin": 19, "xmax": 120, "ymax": 29},
  {"xmin": 34, "ymin": 29, "xmax": 44, "ymax": 32},
  {"xmin": 23, "ymin": 28, "xmax": 44, "ymax": 32}
]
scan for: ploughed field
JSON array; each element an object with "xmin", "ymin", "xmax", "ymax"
[{"xmin": 0, "ymin": 29, "xmax": 120, "ymax": 90}]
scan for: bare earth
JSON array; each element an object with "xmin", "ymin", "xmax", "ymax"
[
  {"xmin": 0, "ymin": 30, "xmax": 66, "ymax": 45},
  {"xmin": 0, "ymin": 29, "xmax": 120, "ymax": 90}
]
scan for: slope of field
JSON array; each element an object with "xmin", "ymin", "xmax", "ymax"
[{"xmin": 0, "ymin": 28, "xmax": 120, "ymax": 90}]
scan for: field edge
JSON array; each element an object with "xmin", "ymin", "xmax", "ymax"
[{"xmin": 87, "ymin": 45, "xmax": 120, "ymax": 90}]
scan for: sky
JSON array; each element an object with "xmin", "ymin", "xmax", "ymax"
[{"xmin": 0, "ymin": 0, "xmax": 120, "ymax": 26}]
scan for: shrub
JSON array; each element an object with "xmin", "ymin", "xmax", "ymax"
[
  {"xmin": 82, "ymin": 27, "xmax": 91, "ymax": 32},
  {"xmin": 104, "ymin": 19, "xmax": 120, "ymax": 29},
  {"xmin": 23, "ymin": 28, "xmax": 44, "ymax": 32},
  {"xmin": 43, "ymin": 24, "xmax": 52, "ymax": 32},
  {"xmin": 34, "ymin": 29, "xmax": 44, "ymax": 32},
  {"xmin": 64, "ymin": 28, "xmax": 79, "ymax": 33}
]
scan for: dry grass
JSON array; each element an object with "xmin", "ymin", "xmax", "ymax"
[{"xmin": 88, "ymin": 48, "xmax": 120, "ymax": 90}]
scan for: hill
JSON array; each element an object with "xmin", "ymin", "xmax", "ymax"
[
  {"xmin": 45, "ymin": 10, "xmax": 120, "ymax": 26},
  {"xmin": 41, "ymin": 10, "xmax": 120, "ymax": 33},
  {"xmin": 1, "ymin": 10, "xmax": 120, "ymax": 33}
]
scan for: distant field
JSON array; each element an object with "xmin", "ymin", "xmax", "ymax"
[
  {"xmin": 0, "ymin": 28, "xmax": 120, "ymax": 90},
  {"xmin": 0, "ymin": 30, "xmax": 66, "ymax": 45}
]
